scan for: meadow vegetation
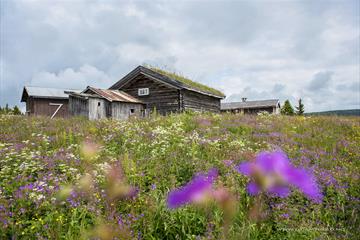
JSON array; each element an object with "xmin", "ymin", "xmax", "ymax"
[{"xmin": 0, "ymin": 113, "xmax": 359, "ymax": 239}]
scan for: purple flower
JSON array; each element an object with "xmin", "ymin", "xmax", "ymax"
[
  {"xmin": 236, "ymin": 150, "xmax": 323, "ymax": 202},
  {"xmin": 167, "ymin": 169, "xmax": 218, "ymax": 208},
  {"xmin": 223, "ymin": 159, "xmax": 234, "ymax": 167}
]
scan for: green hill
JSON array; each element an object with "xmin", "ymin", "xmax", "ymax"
[{"xmin": 306, "ymin": 109, "xmax": 360, "ymax": 116}]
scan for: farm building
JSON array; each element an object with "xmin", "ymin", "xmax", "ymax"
[
  {"xmin": 21, "ymin": 86, "xmax": 81, "ymax": 118},
  {"xmin": 21, "ymin": 66, "xmax": 281, "ymax": 119},
  {"xmin": 109, "ymin": 66, "xmax": 225, "ymax": 115},
  {"xmin": 221, "ymin": 99, "xmax": 280, "ymax": 114},
  {"xmin": 68, "ymin": 86, "xmax": 144, "ymax": 120}
]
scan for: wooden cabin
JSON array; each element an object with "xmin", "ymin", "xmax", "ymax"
[
  {"xmin": 109, "ymin": 66, "xmax": 225, "ymax": 115},
  {"xmin": 21, "ymin": 86, "xmax": 81, "ymax": 118},
  {"xmin": 68, "ymin": 86, "xmax": 144, "ymax": 120},
  {"xmin": 221, "ymin": 99, "xmax": 281, "ymax": 114}
]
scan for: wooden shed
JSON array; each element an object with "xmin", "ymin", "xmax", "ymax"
[
  {"xmin": 68, "ymin": 86, "xmax": 144, "ymax": 120},
  {"xmin": 109, "ymin": 66, "xmax": 225, "ymax": 115},
  {"xmin": 21, "ymin": 86, "xmax": 81, "ymax": 118},
  {"xmin": 221, "ymin": 99, "xmax": 281, "ymax": 114}
]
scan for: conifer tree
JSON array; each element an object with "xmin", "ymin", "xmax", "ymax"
[
  {"xmin": 281, "ymin": 100, "xmax": 295, "ymax": 115},
  {"xmin": 295, "ymin": 98, "xmax": 305, "ymax": 115}
]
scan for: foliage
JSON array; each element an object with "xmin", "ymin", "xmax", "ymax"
[
  {"xmin": 0, "ymin": 104, "xmax": 23, "ymax": 115},
  {"xmin": 0, "ymin": 113, "xmax": 359, "ymax": 239},
  {"xmin": 13, "ymin": 106, "xmax": 22, "ymax": 115},
  {"xmin": 281, "ymin": 100, "xmax": 295, "ymax": 116},
  {"xmin": 295, "ymin": 99, "xmax": 305, "ymax": 115}
]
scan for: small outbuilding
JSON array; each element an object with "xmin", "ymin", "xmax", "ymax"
[
  {"xmin": 21, "ymin": 86, "xmax": 81, "ymax": 118},
  {"xmin": 221, "ymin": 99, "xmax": 281, "ymax": 114},
  {"xmin": 68, "ymin": 86, "xmax": 144, "ymax": 120}
]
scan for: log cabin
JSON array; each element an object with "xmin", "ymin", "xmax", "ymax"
[{"xmin": 109, "ymin": 66, "xmax": 226, "ymax": 115}]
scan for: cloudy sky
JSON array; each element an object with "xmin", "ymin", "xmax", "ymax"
[{"xmin": 1, "ymin": 0, "xmax": 359, "ymax": 112}]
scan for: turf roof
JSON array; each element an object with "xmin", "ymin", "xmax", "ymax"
[{"xmin": 148, "ymin": 66, "xmax": 225, "ymax": 98}]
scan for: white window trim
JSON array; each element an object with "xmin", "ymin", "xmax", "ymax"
[{"xmin": 138, "ymin": 88, "xmax": 149, "ymax": 96}]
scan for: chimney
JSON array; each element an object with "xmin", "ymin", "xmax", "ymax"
[{"xmin": 242, "ymin": 98, "xmax": 247, "ymax": 102}]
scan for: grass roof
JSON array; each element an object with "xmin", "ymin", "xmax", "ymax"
[{"xmin": 147, "ymin": 66, "xmax": 225, "ymax": 98}]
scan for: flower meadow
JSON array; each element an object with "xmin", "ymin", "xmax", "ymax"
[{"xmin": 0, "ymin": 113, "xmax": 359, "ymax": 239}]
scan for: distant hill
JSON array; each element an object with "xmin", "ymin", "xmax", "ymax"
[{"xmin": 306, "ymin": 109, "xmax": 360, "ymax": 116}]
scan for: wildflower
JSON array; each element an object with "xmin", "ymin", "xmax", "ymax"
[
  {"xmin": 223, "ymin": 159, "xmax": 233, "ymax": 167},
  {"xmin": 236, "ymin": 150, "xmax": 323, "ymax": 202},
  {"xmin": 167, "ymin": 168, "xmax": 218, "ymax": 208}
]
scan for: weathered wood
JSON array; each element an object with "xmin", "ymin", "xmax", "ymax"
[
  {"xmin": 182, "ymin": 90, "xmax": 221, "ymax": 113},
  {"xmin": 27, "ymin": 98, "xmax": 69, "ymax": 118},
  {"xmin": 69, "ymin": 94, "xmax": 144, "ymax": 120},
  {"xmin": 222, "ymin": 107, "xmax": 275, "ymax": 114},
  {"xmin": 120, "ymin": 75, "xmax": 180, "ymax": 115},
  {"xmin": 118, "ymin": 74, "xmax": 222, "ymax": 114},
  {"xmin": 69, "ymin": 96, "xmax": 88, "ymax": 117},
  {"xmin": 111, "ymin": 102, "xmax": 144, "ymax": 119}
]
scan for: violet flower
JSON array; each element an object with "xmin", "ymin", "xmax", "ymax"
[
  {"xmin": 167, "ymin": 168, "xmax": 218, "ymax": 208},
  {"xmin": 236, "ymin": 150, "xmax": 323, "ymax": 202}
]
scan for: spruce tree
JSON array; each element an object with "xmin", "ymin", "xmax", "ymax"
[
  {"xmin": 13, "ymin": 106, "xmax": 22, "ymax": 115},
  {"xmin": 281, "ymin": 100, "xmax": 295, "ymax": 115},
  {"xmin": 295, "ymin": 98, "xmax": 305, "ymax": 115}
]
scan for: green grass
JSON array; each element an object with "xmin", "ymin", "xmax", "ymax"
[{"xmin": 147, "ymin": 65, "xmax": 225, "ymax": 98}]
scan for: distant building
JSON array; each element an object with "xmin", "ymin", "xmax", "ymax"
[
  {"xmin": 68, "ymin": 86, "xmax": 144, "ymax": 120},
  {"xmin": 20, "ymin": 86, "xmax": 81, "ymax": 118},
  {"xmin": 221, "ymin": 99, "xmax": 280, "ymax": 114}
]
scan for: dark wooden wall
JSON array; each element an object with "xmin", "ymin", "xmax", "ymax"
[
  {"xmin": 222, "ymin": 107, "xmax": 275, "ymax": 114},
  {"xmin": 119, "ymin": 75, "xmax": 180, "ymax": 115},
  {"xmin": 244, "ymin": 107, "xmax": 275, "ymax": 114},
  {"xmin": 26, "ymin": 98, "xmax": 69, "ymax": 118},
  {"xmin": 181, "ymin": 90, "xmax": 221, "ymax": 113}
]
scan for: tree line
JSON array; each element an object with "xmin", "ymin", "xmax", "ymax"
[{"xmin": 0, "ymin": 104, "xmax": 22, "ymax": 115}]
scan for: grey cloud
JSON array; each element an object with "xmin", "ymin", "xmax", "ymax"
[
  {"xmin": 272, "ymin": 83, "xmax": 286, "ymax": 93},
  {"xmin": 336, "ymin": 81, "xmax": 360, "ymax": 92},
  {"xmin": 307, "ymin": 71, "xmax": 334, "ymax": 91}
]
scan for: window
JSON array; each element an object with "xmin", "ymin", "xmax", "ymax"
[
  {"xmin": 130, "ymin": 109, "xmax": 135, "ymax": 114},
  {"xmin": 138, "ymin": 88, "xmax": 149, "ymax": 96},
  {"xmin": 98, "ymin": 102, "xmax": 101, "ymax": 106}
]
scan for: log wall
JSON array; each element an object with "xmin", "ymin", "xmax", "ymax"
[
  {"xmin": 181, "ymin": 90, "xmax": 221, "ymax": 113},
  {"xmin": 119, "ymin": 75, "xmax": 180, "ymax": 115}
]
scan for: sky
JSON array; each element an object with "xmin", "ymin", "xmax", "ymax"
[{"xmin": 0, "ymin": 0, "xmax": 359, "ymax": 112}]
